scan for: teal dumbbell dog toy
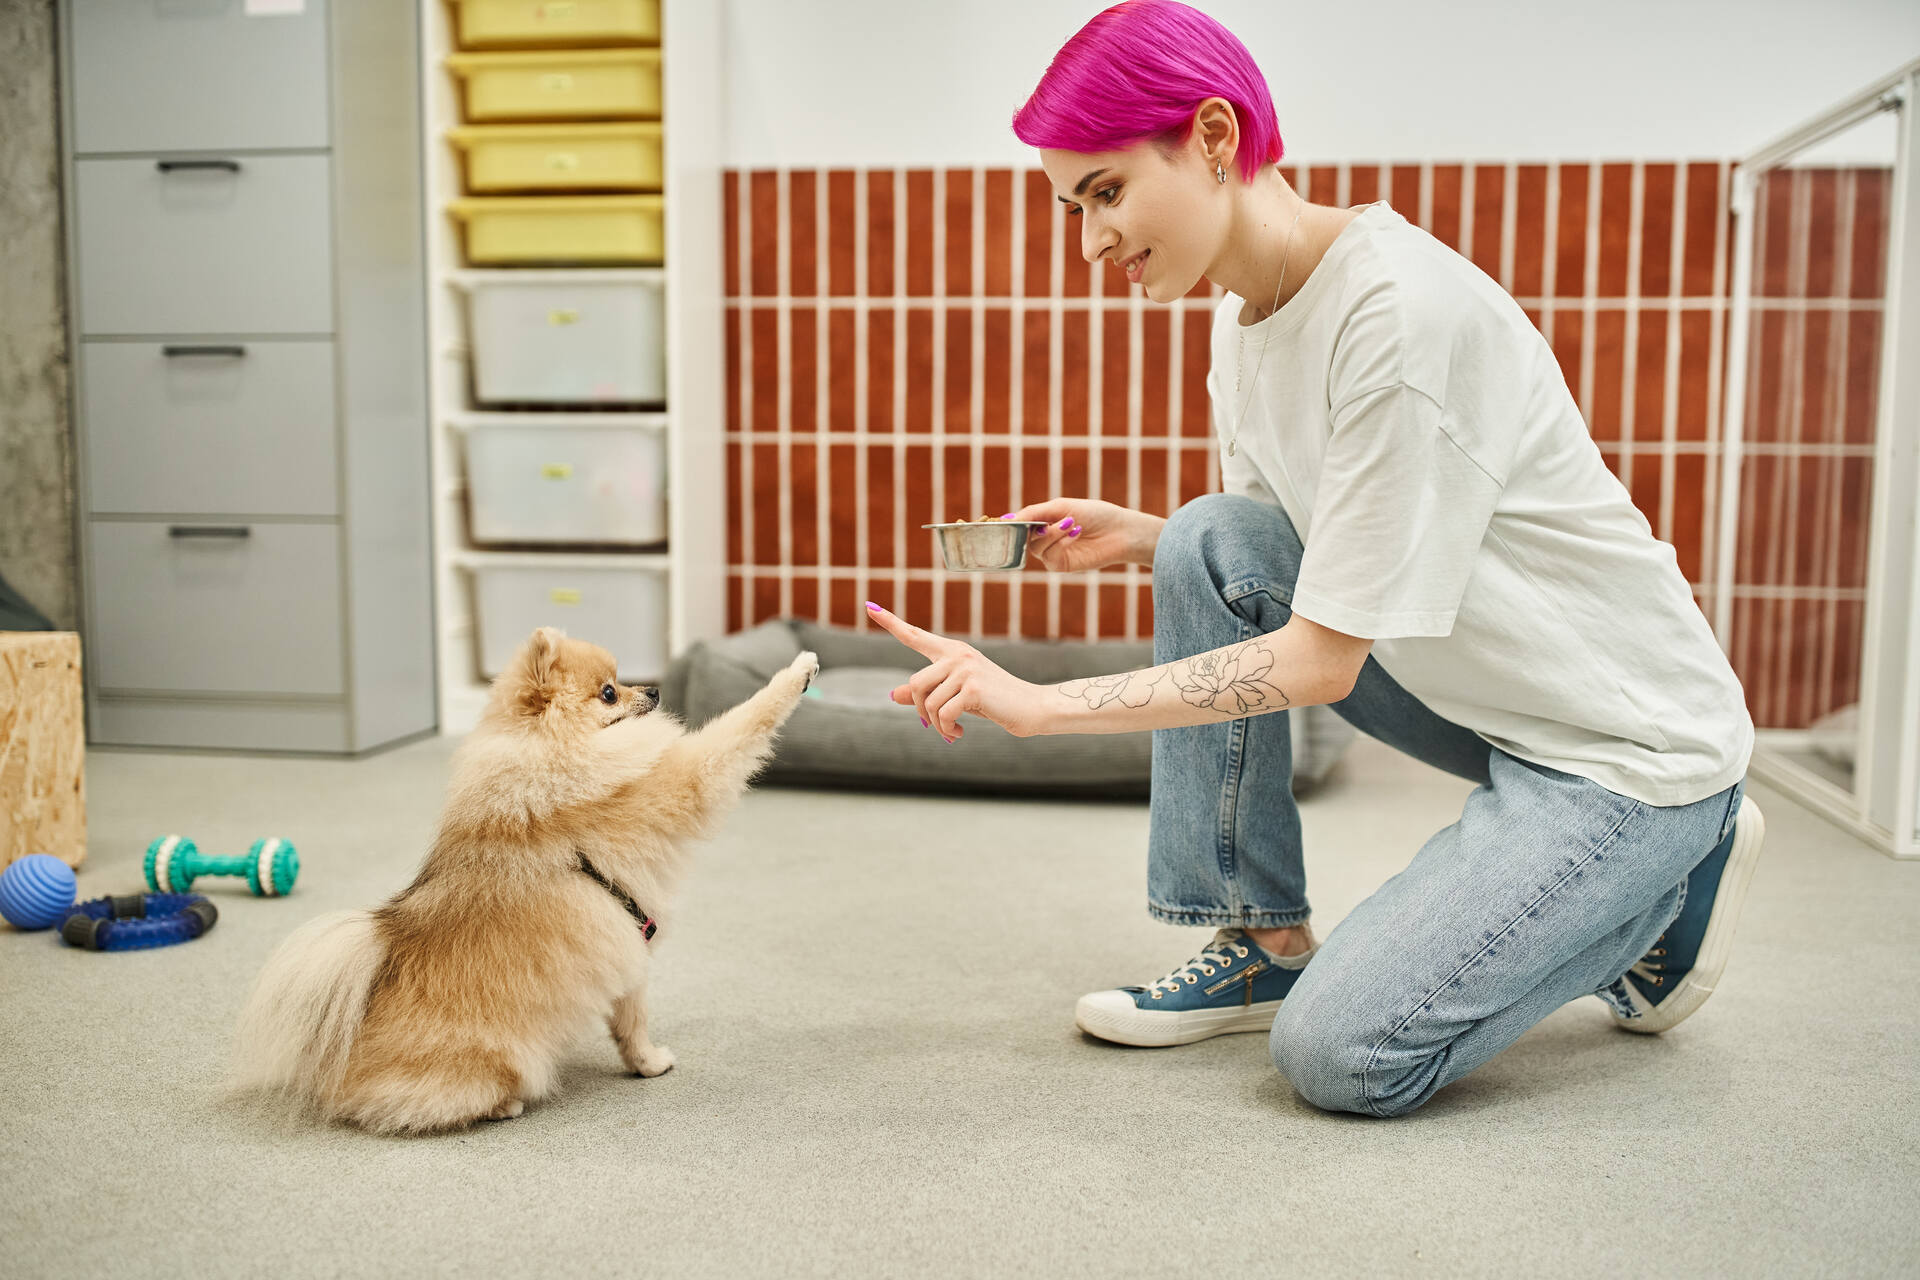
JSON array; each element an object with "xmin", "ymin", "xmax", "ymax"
[{"xmin": 144, "ymin": 835, "xmax": 299, "ymax": 897}]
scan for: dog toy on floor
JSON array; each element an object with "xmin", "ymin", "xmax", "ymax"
[
  {"xmin": 0, "ymin": 854, "xmax": 79, "ymax": 930},
  {"xmin": 60, "ymin": 893, "xmax": 217, "ymax": 951},
  {"xmin": 145, "ymin": 835, "xmax": 299, "ymax": 897}
]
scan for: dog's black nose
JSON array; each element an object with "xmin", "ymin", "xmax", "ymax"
[{"xmin": 641, "ymin": 687, "xmax": 659, "ymax": 702}]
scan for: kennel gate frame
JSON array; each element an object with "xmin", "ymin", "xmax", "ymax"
[{"xmin": 1715, "ymin": 55, "xmax": 1920, "ymax": 858}]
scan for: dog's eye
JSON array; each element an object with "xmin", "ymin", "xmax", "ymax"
[{"xmin": 600, "ymin": 684, "xmax": 618, "ymax": 705}]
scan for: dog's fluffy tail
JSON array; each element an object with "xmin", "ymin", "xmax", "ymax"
[{"xmin": 229, "ymin": 910, "xmax": 384, "ymax": 1109}]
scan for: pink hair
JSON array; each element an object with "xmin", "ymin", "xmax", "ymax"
[{"xmin": 1012, "ymin": 1, "xmax": 1284, "ymax": 182}]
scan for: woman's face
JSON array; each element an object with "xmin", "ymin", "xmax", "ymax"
[{"xmin": 1041, "ymin": 139, "xmax": 1222, "ymax": 303}]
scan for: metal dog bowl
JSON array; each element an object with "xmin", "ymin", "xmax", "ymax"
[{"xmin": 922, "ymin": 520, "xmax": 1050, "ymax": 571}]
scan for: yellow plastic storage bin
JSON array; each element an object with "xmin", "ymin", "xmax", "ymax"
[
  {"xmin": 449, "ymin": 0, "xmax": 661, "ymax": 49},
  {"xmin": 445, "ymin": 49, "xmax": 662, "ymax": 122},
  {"xmin": 447, "ymin": 123, "xmax": 663, "ymax": 193},
  {"xmin": 449, "ymin": 195, "xmax": 665, "ymax": 265}
]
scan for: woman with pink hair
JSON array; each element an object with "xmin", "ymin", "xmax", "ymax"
[{"xmin": 865, "ymin": 0, "xmax": 1761, "ymax": 1117}]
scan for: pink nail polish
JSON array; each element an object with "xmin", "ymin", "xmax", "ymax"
[
  {"xmin": 920, "ymin": 717, "xmax": 929, "ymax": 727},
  {"xmin": 1056, "ymin": 518, "xmax": 1072, "ymax": 529},
  {"xmin": 865, "ymin": 601, "xmax": 881, "ymax": 611}
]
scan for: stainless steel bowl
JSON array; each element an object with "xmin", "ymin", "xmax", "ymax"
[{"xmin": 921, "ymin": 520, "xmax": 1051, "ymax": 571}]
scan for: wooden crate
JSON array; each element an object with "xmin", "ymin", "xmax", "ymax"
[{"xmin": 1, "ymin": 631, "xmax": 86, "ymax": 870}]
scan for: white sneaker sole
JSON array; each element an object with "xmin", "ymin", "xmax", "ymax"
[
  {"xmin": 1074, "ymin": 991, "xmax": 1285, "ymax": 1047},
  {"xmin": 1618, "ymin": 796, "xmax": 1767, "ymax": 1035}
]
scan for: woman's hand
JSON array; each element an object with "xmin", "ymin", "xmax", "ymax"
[
  {"xmin": 1001, "ymin": 498, "xmax": 1163, "ymax": 572},
  {"xmin": 864, "ymin": 602, "xmax": 1052, "ymax": 741}
]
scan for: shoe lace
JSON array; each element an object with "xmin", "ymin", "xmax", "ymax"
[
  {"xmin": 1142, "ymin": 930, "xmax": 1251, "ymax": 995},
  {"xmin": 1628, "ymin": 934, "xmax": 1670, "ymax": 986}
]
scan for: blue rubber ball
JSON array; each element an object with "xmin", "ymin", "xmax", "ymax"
[{"xmin": 0, "ymin": 854, "xmax": 79, "ymax": 930}]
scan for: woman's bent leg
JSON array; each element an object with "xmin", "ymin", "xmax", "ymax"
[
  {"xmin": 1269, "ymin": 753, "xmax": 1743, "ymax": 1117},
  {"xmin": 1148, "ymin": 493, "xmax": 1492, "ymax": 929}
]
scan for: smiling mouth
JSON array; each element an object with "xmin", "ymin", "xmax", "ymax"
[{"xmin": 1122, "ymin": 249, "xmax": 1151, "ymax": 283}]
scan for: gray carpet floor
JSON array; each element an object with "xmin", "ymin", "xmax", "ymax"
[{"xmin": 3, "ymin": 732, "xmax": 1916, "ymax": 1278}]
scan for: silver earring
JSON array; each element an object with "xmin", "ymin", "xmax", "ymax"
[{"xmin": 1216, "ymin": 163, "xmax": 1227, "ymax": 184}]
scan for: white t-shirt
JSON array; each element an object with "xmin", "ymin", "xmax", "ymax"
[{"xmin": 1207, "ymin": 200, "xmax": 1752, "ymax": 807}]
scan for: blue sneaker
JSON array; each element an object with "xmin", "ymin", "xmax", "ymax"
[
  {"xmin": 1613, "ymin": 796, "xmax": 1767, "ymax": 1034},
  {"xmin": 1075, "ymin": 928, "xmax": 1315, "ymax": 1047}
]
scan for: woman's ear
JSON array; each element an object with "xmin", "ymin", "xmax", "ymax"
[
  {"xmin": 511, "ymin": 626, "xmax": 566, "ymax": 715},
  {"xmin": 1192, "ymin": 97, "xmax": 1240, "ymax": 175}
]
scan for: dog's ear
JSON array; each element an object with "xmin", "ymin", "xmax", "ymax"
[{"xmin": 511, "ymin": 626, "xmax": 566, "ymax": 715}]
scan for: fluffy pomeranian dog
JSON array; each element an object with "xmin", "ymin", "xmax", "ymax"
[{"xmin": 230, "ymin": 626, "xmax": 818, "ymax": 1134}]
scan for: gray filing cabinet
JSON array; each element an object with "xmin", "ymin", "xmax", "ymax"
[{"xmin": 59, "ymin": 0, "xmax": 436, "ymax": 752}]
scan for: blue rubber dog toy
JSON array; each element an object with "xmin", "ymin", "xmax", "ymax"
[
  {"xmin": 0, "ymin": 854, "xmax": 79, "ymax": 930},
  {"xmin": 60, "ymin": 893, "xmax": 217, "ymax": 951}
]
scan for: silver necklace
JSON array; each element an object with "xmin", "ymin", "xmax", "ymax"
[{"xmin": 1229, "ymin": 201, "xmax": 1307, "ymax": 459}]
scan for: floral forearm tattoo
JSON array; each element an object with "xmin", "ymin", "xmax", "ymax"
[
  {"xmin": 1058, "ymin": 668, "xmax": 1165, "ymax": 711},
  {"xmin": 1057, "ymin": 639, "xmax": 1291, "ymax": 719}
]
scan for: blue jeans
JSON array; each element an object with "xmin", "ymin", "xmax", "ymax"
[{"xmin": 1148, "ymin": 493, "xmax": 1743, "ymax": 1117}]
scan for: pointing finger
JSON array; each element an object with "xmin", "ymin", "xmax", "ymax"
[{"xmin": 864, "ymin": 601, "xmax": 945, "ymax": 660}]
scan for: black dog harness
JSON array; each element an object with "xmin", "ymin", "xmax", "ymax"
[{"xmin": 575, "ymin": 852, "xmax": 658, "ymax": 942}]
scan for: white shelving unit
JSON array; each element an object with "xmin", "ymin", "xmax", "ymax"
[{"xmin": 418, "ymin": 0, "xmax": 728, "ymax": 734}]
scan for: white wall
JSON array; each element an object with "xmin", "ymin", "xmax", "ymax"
[{"xmin": 723, "ymin": 0, "xmax": 1920, "ymax": 166}]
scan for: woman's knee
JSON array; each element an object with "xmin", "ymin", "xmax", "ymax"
[
  {"xmin": 1153, "ymin": 493, "xmax": 1303, "ymax": 595},
  {"xmin": 1154, "ymin": 493, "xmax": 1235, "ymax": 578},
  {"xmin": 1269, "ymin": 1002, "xmax": 1367, "ymax": 1114},
  {"xmin": 1269, "ymin": 1001, "xmax": 1440, "ymax": 1119}
]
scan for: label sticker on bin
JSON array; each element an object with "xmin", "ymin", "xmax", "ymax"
[
  {"xmin": 550, "ymin": 588, "xmax": 582, "ymax": 606},
  {"xmin": 541, "ymin": 463, "xmax": 574, "ymax": 480},
  {"xmin": 548, "ymin": 309, "xmax": 579, "ymax": 325}
]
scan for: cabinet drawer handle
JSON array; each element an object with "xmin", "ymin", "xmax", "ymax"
[
  {"xmin": 156, "ymin": 159, "xmax": 242, "ymax": 174},
  {"xmin": 167, "ymin": 526, "xmax": 251, "ymax": 540},
  {"xmin": 161, "ymin": 345, "xmax": 247, "ymax": 359}
]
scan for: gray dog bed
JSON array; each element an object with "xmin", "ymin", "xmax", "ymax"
[{"xmin": 659, "ymin": 619, "xmax": 1356, "ymax": 798}]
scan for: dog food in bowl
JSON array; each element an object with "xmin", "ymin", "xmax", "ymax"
[{"xmin": 922, "ymin": 516, "xmax": 1051, "ymax": 571}]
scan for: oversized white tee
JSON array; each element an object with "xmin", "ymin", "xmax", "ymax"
[{"xmin": 1206, "ymin": 200, "xmax": 1751, "ymax": 807}]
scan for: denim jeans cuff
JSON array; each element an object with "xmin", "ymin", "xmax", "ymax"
[
  {"xmin": 1594, "ymin": 977, "xmax": 1640, "ymax": 1019},
  {"xmin": 1147, "ymin": 902, "xmax": 1313, "ymax": 930}
]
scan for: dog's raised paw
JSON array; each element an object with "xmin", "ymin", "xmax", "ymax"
[
  {"xmin": 792, "ymin": 651, "xmax": 821, "ymax": 690},
  {"xmin": 632, "ymin": 1045, "xmax": 677, "ymax": 1078}
]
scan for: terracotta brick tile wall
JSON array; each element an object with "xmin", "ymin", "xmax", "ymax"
[
  {"xmin": 1731, "ymin": 164, "xmax": 1891, "ymax": 731},
  {"xmin": 723, "ymin": 161, "xmax": 1890, "ymax": 731}
]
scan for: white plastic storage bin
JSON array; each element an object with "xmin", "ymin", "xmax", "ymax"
[
  {"xmin": 463, "ymin": 420, "xmax": 667, "ymax": 545},
  {"xmin": 472, "ymin": 562, "xmax": 668, "ymax": 681},
  {"xmin": 463, "ymin": 274, "xmax": 665, "ymax": 405}
]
